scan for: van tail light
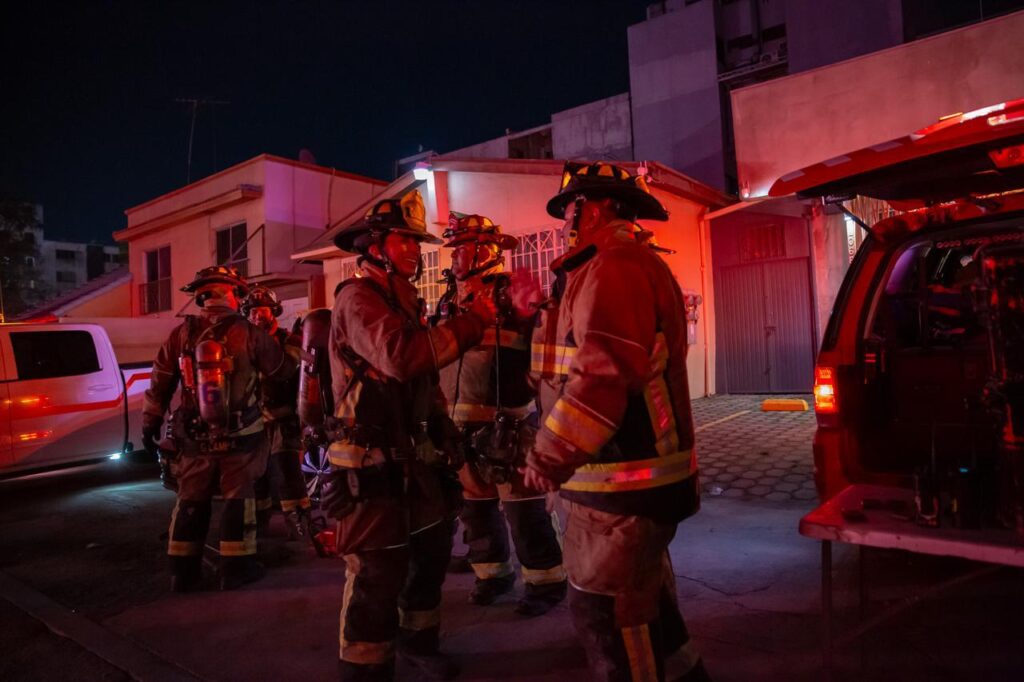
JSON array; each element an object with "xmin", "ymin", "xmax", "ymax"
[{"xmin": 813, "ymin": 366, "xmax": 838, "ymax": 420}]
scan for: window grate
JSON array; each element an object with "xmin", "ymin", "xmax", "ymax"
[
  {"xmin": 416, "ymin": 250, "xmax": 442, "ymax": 315},
  {"xmin": 509, "ymin": 228, "xmax": 565, "ymax": 296}
]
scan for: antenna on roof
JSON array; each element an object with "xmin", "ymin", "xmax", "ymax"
[{"xmin": 175, "ymin": 97, "xmax": 230, "ymax": 183}]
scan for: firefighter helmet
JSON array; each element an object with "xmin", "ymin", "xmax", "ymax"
[
  {"xmin": 181, "ymin": 265, "xmax": 249, "ymax": 306},
  {"xmin": 240, "ymin": 285, "xmax": 283, "ymax": 317},
  {"xmin": 547, "ymin": 161, "xmax": 669, "ymax": 222},
  {"xmin": 333, "ymin": 190, "xmax": 441, "ymax": 252},
  {"xmin": 442, "ymin": 212, "xmax": 519, "ymax": 250}
]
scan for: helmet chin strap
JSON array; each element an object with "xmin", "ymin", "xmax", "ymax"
[
  {"xmin": 565, "ymin": 195, "xmax": 586, "ymax": 250},
  {"xmin": 366, "ymin": 229, "xmax": 424, "ymax": 281}
]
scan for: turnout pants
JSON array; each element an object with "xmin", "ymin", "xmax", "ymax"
[
  {"xmin": 563, "ymin": 500, "xmax": 701, "ymax": 682},
  {"xmin": 338, "ymin": 520, "xmax": 452, "ymax": 681},
  {"xmin": 167, "ymin": 436, "xmax": 269, "ymax": 577},
  {"xmin": 459, "ymin": 458, "xmax": 566, "ymax": 594},
  {"xmin": 255, "ymin": 420, "xmax": 311, "ymax": 518}
]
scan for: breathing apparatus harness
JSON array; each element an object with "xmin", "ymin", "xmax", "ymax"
[
  {"xmin": 171, "ymin": 315, "xmax": 260, "ymax": 453},
  {"xmin": 320, "ymin": 273, "xmax": 459, "ymax": 521}
]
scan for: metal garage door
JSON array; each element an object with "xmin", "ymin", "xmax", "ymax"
[{"xmin": 712, "ymin": 212, "xmax": 816, "ymax": 393}]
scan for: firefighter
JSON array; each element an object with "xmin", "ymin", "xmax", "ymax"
[
  {"xmin": 241, "ymin": 285, "xmax": 314, "ymax": 540},
  {"xmin": 522, "ymin": 162, "xmax": 710, "ymax": 681},
  {"xmin": 434, "ymin": 212, "xmax": 567, "ymax": 616},
  {"xmin": 324, "ymin": 191, "xmax": 496, "ymax": 681},
  {"xmin": 141, "ymin": 265, "xmax": 296, "ymax": 592}
]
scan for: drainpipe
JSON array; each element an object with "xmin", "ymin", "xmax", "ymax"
[{"xmin": 698, "ymin": 206, "xmax": 712, "ymax": 397}]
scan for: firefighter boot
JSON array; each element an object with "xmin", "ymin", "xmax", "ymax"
[
  {"xmin": 515, "ymin": 578, "xmax": 567, "ymax": 617},
  {"xmin": 338, "ymin": 659, "xmax": 395, "ymax": 682},
  {"xmin": 168, "ymin": 556, "xmax": 202, "ymax": 593},
  {"xmin": 469, "ymin": 573, "xmax": 515, "ymax": 605},
  {"xmin": 220, "ymin": 557, "xmax": 266, "ymax": 591},
  {"xmin": 398, "ymin": 627, "xmax": 460, "ymax": 680}
]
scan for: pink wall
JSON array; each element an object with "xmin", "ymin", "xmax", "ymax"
[{"xmin": 732, "ymin": 10, "xmax": 1024, "ymax": 198}]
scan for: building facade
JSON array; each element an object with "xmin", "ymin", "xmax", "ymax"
[{"xmin": 113, "ymin": 154, "xmax": 386, "ymax": 327}]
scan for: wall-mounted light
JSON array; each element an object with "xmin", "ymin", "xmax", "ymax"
[{"xmin": 413, "ymin": 161, "xmax": 432, "ymax": 180}]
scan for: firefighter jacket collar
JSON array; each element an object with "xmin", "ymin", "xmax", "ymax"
[
  {"xmin": 358, "ymin": 261, "xmax": 422, "ymax": 320},
  {"xmin": 199, "ymin": 303, "xmax": 242, "ymax": 320},
  {"xmin": 551, "ymin": 219, "xmax": 637, "ymax": 274}
]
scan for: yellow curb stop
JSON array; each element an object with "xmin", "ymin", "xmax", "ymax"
[{"xmin": 761, "ymin": 398, "xmax": 809, "ymax": 412}]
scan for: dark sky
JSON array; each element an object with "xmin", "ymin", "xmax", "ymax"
[{"xmin": 1, "ymin": 1, "xmax": 651, "ymax": 244}]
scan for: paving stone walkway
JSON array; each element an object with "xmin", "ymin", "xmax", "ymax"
[{"xmin": 691, "ymin": 394, "xmax": 817, "ymax": 503}]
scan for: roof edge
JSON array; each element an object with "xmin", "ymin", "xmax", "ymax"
[{"xmin": 125, "ymin": 153, "xmax": 386, "ymax": 216}]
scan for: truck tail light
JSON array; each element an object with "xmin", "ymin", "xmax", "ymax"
[
  {"xmin": 989, "ymin": 143, "xmax": 1024, "ymax": 169},
  {"xmin": 813, "ymin": 366, "xmax": 838, "ymax": 415}
]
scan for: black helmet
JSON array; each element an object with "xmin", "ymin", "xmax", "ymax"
[
  {"xmin": 546, "ymin": 161, "xmax": 669, "ymax": 222},
  {"xmin": 181, "ymin": 265, "xmax": 249, "ymax": 307},
  {"xmin": 241, "ymin": 285, "xmax": 283, "ymax": 317},
  {"xmin": 333, "ymin": 190, "xmax": 441, "ymax": 253}
]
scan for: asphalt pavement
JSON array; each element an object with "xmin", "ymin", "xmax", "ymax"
[{"xmin": 1, "ymin": 395, "xmax": 1022, "ymax": 681}]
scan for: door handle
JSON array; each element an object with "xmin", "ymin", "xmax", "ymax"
[{"xmin": 87, "ymin": 384, "xmax": 114, "ymax": 392}]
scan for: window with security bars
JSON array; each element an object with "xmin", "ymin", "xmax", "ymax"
[
  {"xmin": 416, "ymin": 249, "xmax": 442, "ymax": 315},
  {"xmin": 509, "ymin": 228, "xmax": 565, "ymax": 296}
]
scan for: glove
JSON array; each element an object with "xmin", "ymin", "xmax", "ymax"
[
  {"xmin": 141, "ymin": 419, "xmax": 162, "ymax": 455},
  {"xmin": 321, "ymin": 469, "xmax": 357, "ymax": 520}
]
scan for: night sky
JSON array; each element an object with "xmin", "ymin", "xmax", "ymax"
[{"xmin": 1, "ymin": 1, "xmax": 652, "ymax": 244}]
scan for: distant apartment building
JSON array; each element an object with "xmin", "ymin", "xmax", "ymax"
[{"xmin": 39, "ymin": 239, "xmax": 124, "ymax": 293}]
